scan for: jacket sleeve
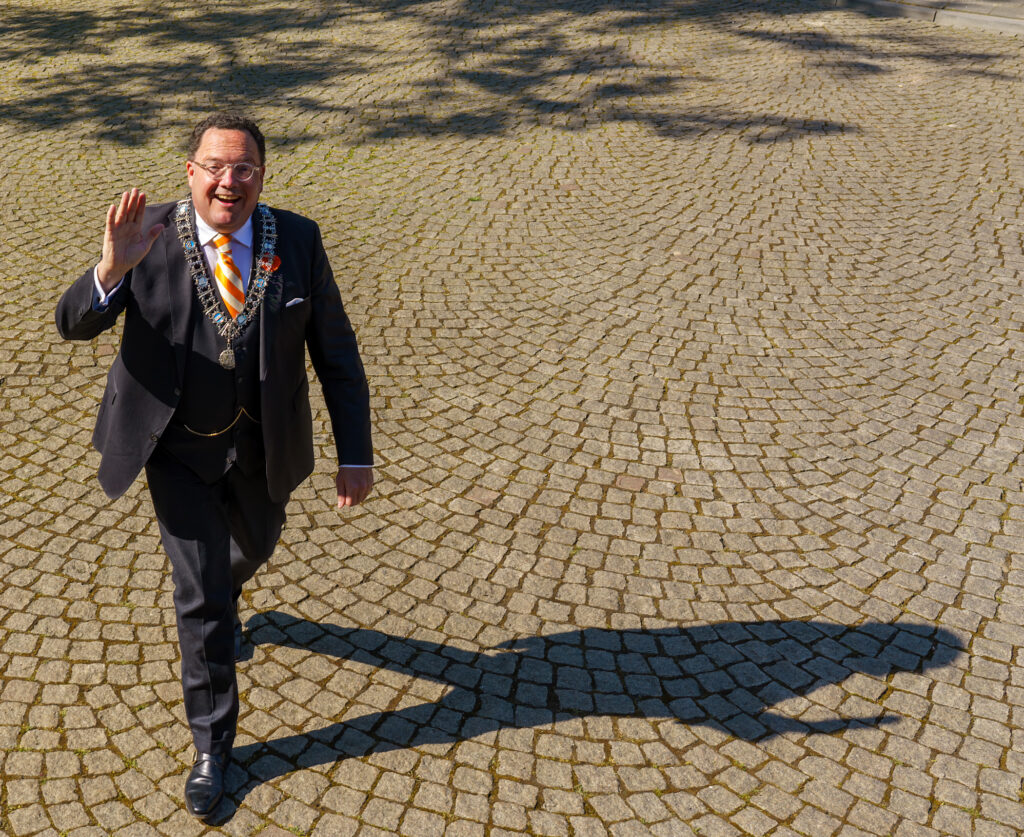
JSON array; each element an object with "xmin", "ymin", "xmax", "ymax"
[
  {"xmin": 304, "ymin": 222, "xmax": 374, "ymax": 467},
  {"xmin": 55, "ymin": 267, "xmax": 132, "ymax": 341}
]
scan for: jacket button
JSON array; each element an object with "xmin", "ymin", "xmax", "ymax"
[{"xmin": 150, "ymin": 433, "xmax": 159, "ymax": 442}]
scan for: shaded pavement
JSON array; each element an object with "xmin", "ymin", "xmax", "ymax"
[{"xmin": 828, "ymin": 0, "xmax": 1024, "ymax": 35}]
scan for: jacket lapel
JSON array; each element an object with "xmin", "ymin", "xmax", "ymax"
[
  {"xmin": 259, "ymin": 205, "xmax": 284, "ymax": 380},
  {"xmin": 164, "ymin": 202, "xmax": 193, "ymax": 387}
]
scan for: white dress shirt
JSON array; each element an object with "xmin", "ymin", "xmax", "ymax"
[{"xmin": 194, "ymin": 213, "xmax": 254, "ymax": 293}]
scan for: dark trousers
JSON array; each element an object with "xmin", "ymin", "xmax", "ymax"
[{"xmin": 145, "ymin": 445, "xmax": 287, "ymax": 755}]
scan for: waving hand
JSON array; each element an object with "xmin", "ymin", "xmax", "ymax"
[{"xmin": 96, "ymin": 188, "xmax": 165, "ymax": 292}]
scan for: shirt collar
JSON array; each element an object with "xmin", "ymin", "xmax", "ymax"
[{"xmin": 194, "ymin": 212, "xmax": 254, "ymax": 250}]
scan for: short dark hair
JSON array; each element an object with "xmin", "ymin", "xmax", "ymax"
[{"xmin": 187, "ymin": 113, "xmax": 266, "ymax": 164}]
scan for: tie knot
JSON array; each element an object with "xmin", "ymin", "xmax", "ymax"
[{"xmin": 214, "ymin": 234, "xmax": 232, "ymax": 252}]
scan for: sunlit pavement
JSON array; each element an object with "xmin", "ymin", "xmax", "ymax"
[{"xmin": 1, "ymin": 1, "xmax": 1024, "ymax": 834}]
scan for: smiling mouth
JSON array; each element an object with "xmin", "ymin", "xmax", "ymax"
[{"xmin": 215, "ymin": 194, "xmax": 241, "ymax": 205}]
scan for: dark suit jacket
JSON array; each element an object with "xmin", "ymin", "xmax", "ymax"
[{"xmin": 55, "ymin": 201, "xmax": 372, "ymax": 502}]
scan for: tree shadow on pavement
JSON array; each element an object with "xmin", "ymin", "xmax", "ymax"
[
  {"xmin": 0, "ymin": 0, "xmax": 1010, "ymax": 145},
  {"xmin": 0, "ymin": 5, "xmax": 373, "ymax": 144},
  {"xmin": 222, "ymin": 613, "xmax": 963, "ymax": 817}
]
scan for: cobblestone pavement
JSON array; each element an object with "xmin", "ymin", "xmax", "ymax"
[
  {"xmin": 2, "ymin": 0, "xmax": 1024, "ymax": 835},
  {"xmin": 829, "ymin": 0, "xmax": 1024, "ymax": 38}
]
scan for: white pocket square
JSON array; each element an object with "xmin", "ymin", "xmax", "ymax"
[{"xmin": 285, "ymin": 297, "xmax": 307, "ymax": 308}]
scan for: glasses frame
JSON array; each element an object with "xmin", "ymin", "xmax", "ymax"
[{"xmin": 190, "ymin": 159, "xmax": 263, "ymax": 183}]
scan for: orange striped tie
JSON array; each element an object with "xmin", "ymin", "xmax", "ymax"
[{"xmin": 213, "ymin": 234, "xmax": 245, "ymax": 318}]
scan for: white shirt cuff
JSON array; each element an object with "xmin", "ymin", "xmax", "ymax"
[{"xmin": 93, "ymin": 267, "xmax": 124, "ymax": 309}]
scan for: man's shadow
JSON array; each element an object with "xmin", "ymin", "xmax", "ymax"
[{"xmin": 223, "ymin": 613, "xmax": 962, "ymax": 815}]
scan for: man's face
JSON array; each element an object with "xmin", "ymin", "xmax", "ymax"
[{"xmin": 186, "ymin": 128, "xmax": 264, "ymax": 234}]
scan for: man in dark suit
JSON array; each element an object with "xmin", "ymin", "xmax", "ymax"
[{"xmin": 55, "ymin": 113, "xmax": 373, "ymax": 821}]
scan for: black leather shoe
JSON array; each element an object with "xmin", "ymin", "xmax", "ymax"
[{"xmin": 184, "ymin": 752, "xmax": 229, "ymax": 820}]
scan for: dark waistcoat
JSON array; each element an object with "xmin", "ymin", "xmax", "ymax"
[{"xmin": 158, "ymin": 293, "xmax": 264, "ymax": 484}]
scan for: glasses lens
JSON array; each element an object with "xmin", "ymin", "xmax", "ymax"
[
  {"xmin": 201, "ymin": 162, "xmax": 226, "ymax": 179},
  {"xmin": 235, "ymin": 164, "xmax": 255, "ymax": 181}
]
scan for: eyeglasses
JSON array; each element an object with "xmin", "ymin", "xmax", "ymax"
[{"xmin": 191, "ymin": 160, "xmax": 262, "ymax": 182}]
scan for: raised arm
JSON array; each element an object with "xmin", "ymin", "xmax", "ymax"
[{"xmin": 56, "ymin": 189, "xmax": 166, "ymax": 341}]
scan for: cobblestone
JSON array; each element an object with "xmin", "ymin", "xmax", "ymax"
[{"xmin": 2, "ymin": 0, "xmax": 1024, "ymax": 833}]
